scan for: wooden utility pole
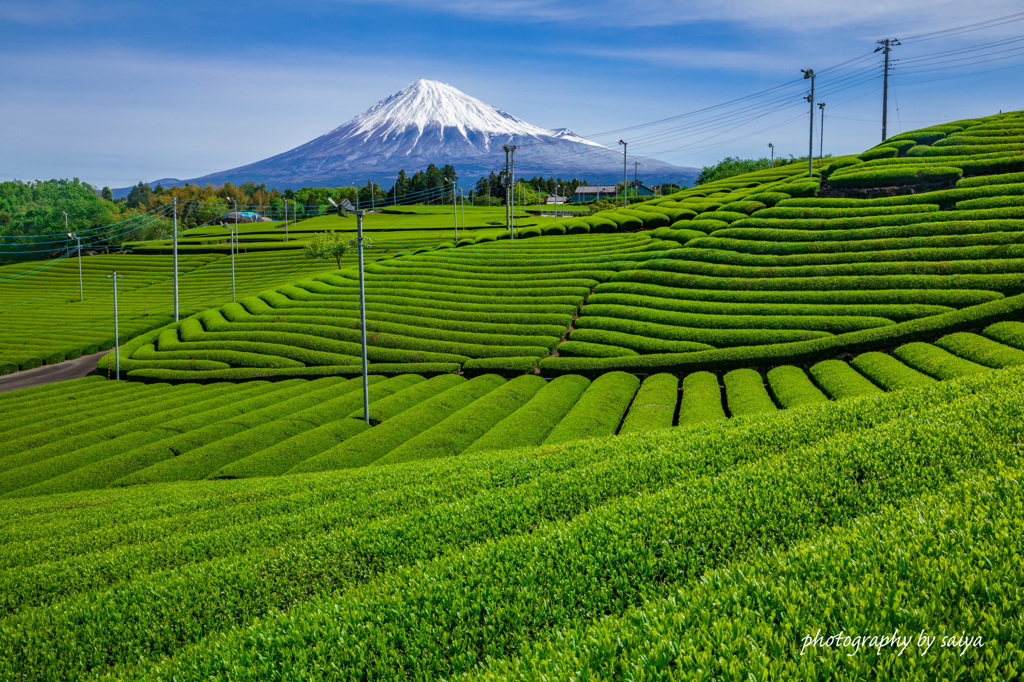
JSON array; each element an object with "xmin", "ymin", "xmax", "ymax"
[
  {"xmin": 877, "ymin": 38, "xmax": 900, "ymax": 141},
  {"xmin": 801, "ymin": 69, "xmax": 815, "ymax": 178}
]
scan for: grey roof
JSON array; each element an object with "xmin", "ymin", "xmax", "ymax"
[{"xmin": 572, "ymin": 185, "xmax": 619, "ymax": 194}]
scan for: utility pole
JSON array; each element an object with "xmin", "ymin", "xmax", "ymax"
[
  {"xmin": 818, "ymin": 102, "xmax": 826, "ymax": 159},
  {"xmin": 67, "ymin": 230, "xmax": 83, "ymax": 303},
  {"xmin": 172, "ymin": 197, "xmax": 179, "ymax": 321},
  {"xmin": 65, "ymin": 208, "xmax": 83, "ymax": 303},
  {"xmin": 876, "ymin": 38, "xmax": 900, "ymax": 142},
  {"xmin": 355, "ymin": 209, "xmax": 369, "ymax": 424},
  {"xmin": 801, "ymin": 68, "xmax": 815, "ymax": 178},
  {"xmin": 768, "ymin": 142, "xmax": 774, "ymax": 167},
  {"xmin": 450, "ymin": 178, "xmax": 458, "ymax": 241},
  {"xmin": 226, "ymin": 198, "xmax": 237, "ymax": 302},
  {"xmin": 503, "ymin": 145, "xmax": 516, "ymax": 238},
  {"xmin": 617, "ymin": 140, "xmax": 627, "ymax": 207},
  {"xmin": 112, "ymin": 271, "xmax": 121, "ymax": 380}
]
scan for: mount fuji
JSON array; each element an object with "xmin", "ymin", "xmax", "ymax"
[{"xmin": 165, "ymin": 79, "xmax": 699, "ymax": 190}]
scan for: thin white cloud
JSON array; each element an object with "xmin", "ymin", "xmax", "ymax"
[
  {"xmin": 0, "ymin": 0, "xmax": 109, "ymax": 25},
  {"xmin": 343, "ymin": 0, "xmax": 1024, "ymax": 33},
  {"xmin": 569, "ymin": 44, "xmax": 798, "ymax": 73},
  {"xmin": 0, "ymin": 45, "xmax": 620, "ymax": 187}
]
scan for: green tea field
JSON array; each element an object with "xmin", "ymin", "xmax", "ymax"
[{"xmin": 1, "ymin": 110, "xmax": 1023, "ymax": 680}]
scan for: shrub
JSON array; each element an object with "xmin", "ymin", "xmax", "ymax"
[
  {"xmin": 983, "ymin": 320, "xmax": 1024, "ymax": 349},
  {"xmin": 618, "ymin": 374, "xmax": 678, "ymax": 433},
  {"xmin": 781, "ymin": 179, "xmax": 820, "ymax": 198},
  {"xmin": 654, "ymin": 228, "xmax": 704, "ymax": 245},
  {"xmin": 885, "ymin": 139, "xmax": 917, "ymax": 152},
  {"xmin": 910, "ymin": 142, "xmax": 1022, "ymax": 156},
  {"xmin": 741, "ymin": 191, "xmax": 789, "ymax": 206},
  {"xmin": 850, "ymin": 351, "xmax": 937, "ymax": 390},
  {"xmin": 543, "ymin": 371, "xmax": 641, "ymax": 444},
  {"xmin": 596, "ymin": 213, "xmax": 640, "ymax": 231},
  {"xmin": 539, "ymin": 292, "xmax": 1024, "ymax": 377},
  {"xmin": 696, "ymin": 210, "xmax": 747, "ymax": 223},
  {"xmin": 751, "ymin": 203, "xmax": 939, "ymax": 219},
  {"xmin": 653, "ymin": 207, "xmax": 698, "ymax": 221},
  {"xmin": 718, "ymin": 200, "xmax": 766, "ymax": 215},
  {"xmin": 766, "ymin": 365, "xmax": 828, "ymax": 408},
  {"xmin": 955, "ymin": 196, "xmax": 1024, "ymax": 209},
  {"xmin": 857, "ymin": 146, "xmax": 898, "ymax": 161},
  {"xmin": 575, "ymin": 315, "xmax": 831, "ymax": 347},
  {"xmin": 211, "ymin": 419, "xmax": 372, "ymax": 479},
  {"xmin": 349, "ymin": 374, "xmax": 465, "ymax": 424},
  {"xmin": 723, "ymin": 368, "xmax": 776, "ymax": 416},
  {"xmin": 373, "ymin": 375, "xmax": 547, "ymax": 466},
  {"xmin": 957, "ymin": 170, "xmax": 1024, "ymax": 187},
  {"xmin": 462, "ymin": 375, "xmax": 591, "ymax": 454},
  {"xmin": 886, "ymin": 131, "xmax": 946, "ymax": 145},
  {"xmin": 808, "ymin": 359, "xmax": 884, "ymax": 400},
  {"xmin": 184, "ymin": 375, "xmax": 424, "ymax": 481},
  {"xmin": 568, "ymin": 328, "xmax": 712, "ymax": 354},
  {"xmin": 580, "ymin": 302, "xmax": 891, "ymax": 334},
  {"xmin": 623, "ymin": 209, "xmax": 671, "ymax": 229},
  {"xmin": 892, "ymin": 341, "xmax": 989, "ymax": 380},
  {"xmin": 127, "ymin": 363, "xmax": 462, "ymax": 383},
  {"xmin": 934, "ymin": 332, "xmax": 1024, "ymax": 368},
  {"xmin": 557, "ymin": 340, "xmax": 637, "ymax": 358},
  {"xmin": 462, "ymin": 356, "xmax": 540, "ymax": 377},
  {"xmin": 829, "ymin": 166, "xmax": 962, "ymax": 188},
  {"xmin": 678, "ymin": 371, "xmax": 726, "ymax": 425},
  {"xmin": 688, "ymin": 219, "xmax": 731, "ymax": 232},
  {"xmin": 562, "ymin": 219, "xmax": 591, "ymax": 235},
  {"xmin": 582, "ymin": 216, "xmax": 618, "ymax": 233},
  {"xmin": 290, "ymin": 374, "xmax": 507, "ymax": 471}
]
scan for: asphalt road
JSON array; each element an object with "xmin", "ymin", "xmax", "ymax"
[{"xmin": 0, "ymin": 350, "xmax": 110, "ymax": 394}]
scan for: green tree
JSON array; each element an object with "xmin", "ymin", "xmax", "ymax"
[
  {"xmin": 125, "ymin": 182, "xmax": 152, "ymax": 209},
  {"xmin": 695, "ymin": 156, "xmax": 773, "ymax": 185},
  {"xmin": 304, "ymin": 231, "xmax": 372, "ymax": 269}
]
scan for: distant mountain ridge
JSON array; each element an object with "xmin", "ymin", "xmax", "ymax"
[{"xmin": 122, "ymin": 79, "xmax": 698, "ymax": 193}]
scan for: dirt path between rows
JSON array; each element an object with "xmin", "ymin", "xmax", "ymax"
[{"xmin": 0, "ymin": 351, "xmax": 109, "ymax": 394}]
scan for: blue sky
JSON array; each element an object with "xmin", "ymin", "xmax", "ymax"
[{"xmin": 1, "ymin": 0, "xmax": 1023, "ymax": 189}]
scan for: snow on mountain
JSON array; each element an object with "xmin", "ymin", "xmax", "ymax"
[{"xmin": 176, "ymin": 79, "xmax": 699, "ymax": 189}]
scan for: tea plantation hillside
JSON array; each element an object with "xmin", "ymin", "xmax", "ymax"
[
  {"xmin": 110, "ymin": 110, "xmax": 1024, "ymax": 380},
  {"xmin": 125, "ymin": 204, "xmax": 529, "ymax": 255},
  {"xmin": 0, "ymin": 251, "xmax": 348, "ymax": 375},
  {"xmin": 0, "ymin": 366, "xmax": 1021, "ymax": 679},
  {"xmin": 0, "ymin": 205, "xmax": 523, "ymax": 376},
  {"xmin": 2, "ymin": 319, "xmax": 1023, "ymax": 497},
  {"xmin": 2, "ymin": 110, "xmax": 1024, "ymax": 680}
]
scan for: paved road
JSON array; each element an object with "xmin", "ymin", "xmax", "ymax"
[{"xmin": 0, "ymin": 350, "xmax": 110, "ymax": 394}]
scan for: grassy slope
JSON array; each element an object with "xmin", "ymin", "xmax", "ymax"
[
  {"xmin": 0, "ymin": 366, "xmax": 1020, "ymax": 680},
  {"xmin": 90, "ymin": 109, "xmax": 1024, "ymax": 380}
]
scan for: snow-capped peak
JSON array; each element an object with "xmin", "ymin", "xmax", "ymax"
[
  {"xmin": 180, "ymin": 78, "xmax": 699, "ymax": 189},
  {"xmin": 346, "ymin": 79, "xmax": 554, "ymax": 142}
]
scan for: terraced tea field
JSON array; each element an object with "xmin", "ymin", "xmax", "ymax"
[
  {"xmin": 101, "ymin": 110, "xmax": 1024, "ymax": 382},
  {"xmin": 128, "ymin": 204, "xmax": 540, "ymax": 255},
  {"xmin": 2, "ymin": 319, "xmax": 1022, "ymax": 498},
  {"xmin": 2, "ymin": 110, "xmax": 1024, "ymax": 680},
  {"xmin": 0, "ymin": 367, "xmax": 1021, "ymax": 679},
  {"xmin": 0, "ymin": 251, "xmax": 349, "ymax": 374}
]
